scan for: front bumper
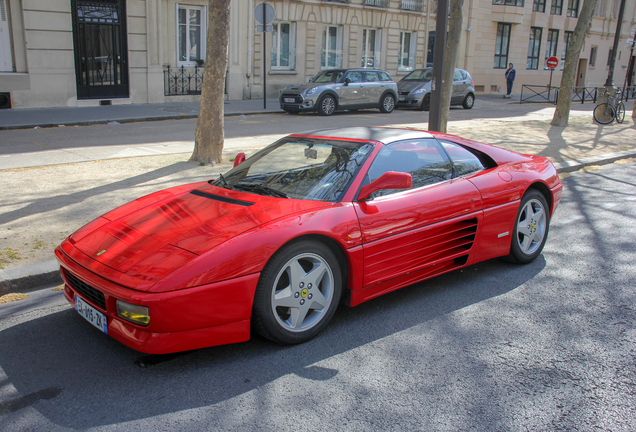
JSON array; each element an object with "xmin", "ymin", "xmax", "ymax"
[
  {"xmin": 397, "ymin": 93, "xmax": 426, "ymax": 106},
  {"xmin": 56, "ymin": 246, "xmax": 260, "ymax": 354},
  {"xmin": 280, "ymin": 93, "xmax": 315, "ymax": 111}
]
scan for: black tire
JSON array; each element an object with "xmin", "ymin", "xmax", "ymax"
[
  {"xmin": 420, "ymin": 93, "xmax": 431, "ymax": 111},
  {"xmin": 593, "ymin": 103, "xmax": 615, "ymax": 125},
  {"xmin": 318, "ymin": 95, "xmax": 336, "ymax": 116},
  {"xmin": 252, "ymin": 239, "xmax": 342, "ymax": 344},
  {"xmin": 379, "ymin": 93, "xmax": 395, "ymax": 113},
  {"xmin": 616, "ymin": 102, "xmax": 625, "ymax": 124},
  {"xmin": 462, "ymin": 93, "xmax": 475, "ymax": 109},
  {"xmin": 284, "ymin": 109, "xmax": 299, "ymax": 115},
  {"xmin": 507, "ymin": 189, "xmax": 550, "ymax": 264}
]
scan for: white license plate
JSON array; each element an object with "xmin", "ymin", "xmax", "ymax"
[
  {"xmin": 75, "ymin": 295, "xmax": 108, "ymax": 334},
  {"xmin": 283, "ymin": 98, "xmax": 295, "ymax": 103}
]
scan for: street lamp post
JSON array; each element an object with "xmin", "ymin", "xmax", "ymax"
[{"xmin": 604, "ymin": 0, "xmax": 627, "ymax": 88}]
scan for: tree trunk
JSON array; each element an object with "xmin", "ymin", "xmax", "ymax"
[
  {"xmin": 440, "ymin": 0, "xmax": 465, "ymax": 134},
  {"xmin": 190, "ymin": 0, "xmax": 231, "ymax": 165},
  {"xmin": 550, "ymin": 0, "xmax": 598, "ymax": 127}
]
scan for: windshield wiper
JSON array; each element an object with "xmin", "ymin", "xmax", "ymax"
[
  {"xmin": 233, "ymin": 182, "xmax": 289, "ymax": 199},
  {"xmin": 210, "ymin": 173, "xmax": 233, "ymax": 190}
]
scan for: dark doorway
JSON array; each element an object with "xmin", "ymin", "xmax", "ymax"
[{"xmin": 71, "ymin": 0, "xmax": 129, "ymax": 99}]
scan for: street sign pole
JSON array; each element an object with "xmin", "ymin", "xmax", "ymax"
[
  {"xmin": 546, "ymin": 56, "xmax": 559, "ymax": 102},
  {"xmin": 262, "ymin": 4, "xmax": 266, "ymax": 109}
]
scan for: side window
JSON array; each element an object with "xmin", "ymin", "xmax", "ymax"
[
  {"xmin": 453, "ymin": 69, "xmax": 463, "ymax": 81},
  {"xmin": 379, "ymin": 71, "xmax": 393, "ymax": 82},
  {"xmin": 364, "ymin": 71, "xmax": 380, "ymax": 82},
  {"xmin": 345, "ymin": 71, "xmax": 364, "ymax": 83},
  {"xmin": 366, "ymin": 139, "xmax": 453, "ymax": 197},
  {"xmin": 439, "ymin": 140, "xmax": 486, "ymax": 177}
]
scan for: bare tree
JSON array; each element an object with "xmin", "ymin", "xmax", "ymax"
[
  {"xmin": 190, "ymin": 0, "xmax": 231, "ymax": 165},
  {"xmin": 550, "ymin": 0, "xmax": 598, "ymax": 127},
  {"xmin": 439, "ymin": 0, "xmax": 465, "ymax": 133}
]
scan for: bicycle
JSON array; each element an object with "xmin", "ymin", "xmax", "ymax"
[{"xmin": 593, "ymin": 88, "xmax": 626, "ymax": 124}]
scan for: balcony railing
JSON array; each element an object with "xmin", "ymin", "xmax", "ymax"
[
  {"xmin": 364, "ymin": 0, "xmax": 389, "ymax": 7},
  {"xmin": 163, "ymin": 65, "xmax": 204, "ymax": 96},
  {"xmin": 323, "ymin": 0, "xmax": 350, "ymax": 3},
  {"xmin": 401, "ymin": 0, "xmax": 425, "ymax": 11}
]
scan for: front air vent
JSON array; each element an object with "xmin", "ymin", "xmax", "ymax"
[{"xmin": 64, "ymin": 270, "xmax": 107, "ymax": 310}]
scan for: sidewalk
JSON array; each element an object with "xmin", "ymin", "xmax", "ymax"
[{"xmin": 1, "ymin": 96, "xmax": 635, "ymax": 295}]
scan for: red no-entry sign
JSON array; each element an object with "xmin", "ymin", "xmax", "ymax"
[{"xmin": 546, "ymin": 56, "xmax": 559, "ymax": 69}]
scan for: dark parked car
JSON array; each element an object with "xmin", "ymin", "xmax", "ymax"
[
  {"xmin": 280, "ymin": 69, "xmax": 399, "ymax": 116},
  {"xmin": 397, "ymin": 68, "xmax": 476, "ymax": 111}
]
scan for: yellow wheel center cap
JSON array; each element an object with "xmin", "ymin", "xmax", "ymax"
[{"xmin": 301, "ymin": 288, "xmax": 309, "ymax": 298}]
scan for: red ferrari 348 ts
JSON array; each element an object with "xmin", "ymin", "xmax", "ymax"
[{"xmin": 56, "ymin": 127, "xmax": 562, "ymax": 354}]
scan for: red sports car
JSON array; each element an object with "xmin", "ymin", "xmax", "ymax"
[{"xmin": 56, "ymin": 127, "xmax": 562, "ymax": 354}]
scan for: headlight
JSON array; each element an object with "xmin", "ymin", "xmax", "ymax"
[
  {"xmin": 411, "ymin": 88, "xmax": 426, "ymax": 95},
  {"xmin": 306, "ymin": 87, "xmax": 318, "ymax": 95},
  {"xmin": 116, "ymin": 300, "xmax": 150, "ymax": 326}
]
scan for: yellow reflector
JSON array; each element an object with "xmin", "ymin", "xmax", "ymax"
[{"xmin": 116, "ymin": 300, "xmax": 150, "ymax": 326}]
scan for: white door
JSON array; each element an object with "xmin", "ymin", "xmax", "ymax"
[{"xmin": 0, "ymin": 0, "xmax": 12, "ymax": 72}]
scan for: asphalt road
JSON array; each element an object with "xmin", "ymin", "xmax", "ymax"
[{"xmin": 1, "ymin": 161, "xmax": 635, "ymax": 431}]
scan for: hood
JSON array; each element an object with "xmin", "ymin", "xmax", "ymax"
[
  {"xmin": 71, "ymin": 182, "xmax": 329, "ymax": 282},
  {"xmin": 397, "ymin": 80, "xmax": 430, "ymax": 93},
  {"xmin": 282, "ymin": 83, "xmax": 324, "ymax": 93}
]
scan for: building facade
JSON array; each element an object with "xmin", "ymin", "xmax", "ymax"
[{"xmin": 0, "ymin": 0, "xmax": 634, "ymax": 109}]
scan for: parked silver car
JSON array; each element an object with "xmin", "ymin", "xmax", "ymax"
[
  {"xmin": 397, "ymin": 68, "xmax": 475, "ymax": 111},
  {"xmin": 279, "ymin": 69, "xmax": 398, "ymax": 116}
]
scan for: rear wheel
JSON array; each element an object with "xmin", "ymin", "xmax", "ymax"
[
  {"xmin": 615, "ymin": 102, "xmax": 625, "ymax": 124},
  {"xmin": 252, "ymin": 239, "xmax": 342, "ymax": 344},
  {"xmin": 379, "ymin": 94, "xmax": 395, "ymax": 113},
  {"xmin": 507, "ymin": 189, "xmax": 550, "ymax": 264},
  {"xmin": 593, "ymin": 103, "xmax": 615, "ymax": 124},
  {"xmin": 462, "ymin": 93, "xmax": 475, "ymax": 109},
  {"xmin": 318, "ymin": 95, "xmax": 336, "ymax": 116}
]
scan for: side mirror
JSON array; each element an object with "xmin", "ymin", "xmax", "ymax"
[
  {"xmin": 309, "ymin": 78, "xmax": 314, "ymax": 82},
  {"xmin": 233, "ymin": 152, "xmax": 246, "ymax": 168},
  {"xmin": 344, "ymin": 78, "xmax": 352, "ymax": 86},
  {"xmin": 357, "ymin": 172, "xmax": 412, "ymax": 201}
]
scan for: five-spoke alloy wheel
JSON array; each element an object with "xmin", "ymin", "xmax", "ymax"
[
  {"xmin": 508, "ymin": 189, "xmax": 550, "ymax": 264},
  {"xmin": 252, "ymin": 239, "xmax": 342, "ymax": 344},
  {"xmin": 319, "ymin": 95, "xmax": 336, "ymax": 116}
]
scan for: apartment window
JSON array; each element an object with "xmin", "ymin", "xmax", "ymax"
[
  {"xmin": 533, "ymin": 0, "xmax": 546, "ymax": 12},
  {"xmin": 527, "ymin": 27, "xmax": 542, "ymax": 70},
  {"xmin": 494, "ymin": 23, "xmax": 511, "ymax": 69},
  {"xmin": 561, "ymin": 31, "xmax": 572, "ymax": 60},
  {"xmin": 177, "ymin": 4, "xmax": 206, "ymax": 66},
  {"xmin": 271, "ymin": 22, "xmax": 296, "ymax": 70},
  {"xmin": 595, "ymin": 0, "xmax": 605, "ymax": 17},
  {"xmin": 589, "ymin": 46, "xmax": 597, "ymax": 67},
  {"xmin": 0, "ymin": 0, "xmax": 12, "ymax": 72},
  {"xmin": 321, "ymin": 26, "xmax": 343, "ymax": 69},
  {"xmin": 567, "ymin": 0, "xmax": 579, "ymax": 17},
  {"xmin": 551, "ymin": 0, "xmax": 563, "ymax": 14},
  {"xmin": 493, "ymin": 0, "xmax": 524, "ymax": 6},
  {"xmin": 607, "ymin": 49, "xmax": 613, "ymax": 66},
  {"xmin": 545, "ymin": 29, "xmax": 559, "ymax": 67},
  {"xmin": 361, "ymin": 29, "xmax": 381, "ymax": 68},
  {"xmin": 398, "ymin": 31, "xmax": 417, "ymax": 71}
]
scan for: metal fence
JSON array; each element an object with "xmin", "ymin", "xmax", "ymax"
[
  {"xmin": 520, "ymin": 85, "xmax": 635, "ymax": 105},
  {"xmin": 163, "ymin": 65, "xmax": 204, "ymax": 96}
]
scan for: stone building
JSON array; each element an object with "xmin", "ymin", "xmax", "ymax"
[{"xmin": 0, "ymin": 0, "xmax": 634, "ymax": 109}]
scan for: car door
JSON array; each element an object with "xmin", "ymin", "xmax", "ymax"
[
  {"xmin": 338, "ymin": 71, "xmax": 366, "ymax": 107},
  {"xmin": 452, "ymin": 69, "xmax": 469, "ymax": 104},
  {"xmin": 353, "ymin": 138, "xmax": 484, "ymax": 298},
  {"xmin": 363, "ymin": 70, "xmax": 381, "ymax": 105}
]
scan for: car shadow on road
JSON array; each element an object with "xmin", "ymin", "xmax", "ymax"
[{"xmin": 0, "ymin": 257, "xmax": 545, "ymax": 429}]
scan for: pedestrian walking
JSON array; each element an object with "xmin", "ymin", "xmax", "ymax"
[{"xmin": 504, "ymin": 63, "xmax": 516, "ymax": 98}]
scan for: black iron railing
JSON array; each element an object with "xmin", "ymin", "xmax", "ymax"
[
  {"xmin": 521, "ymin": 85, "xmax": 609, "ymax": 104},
  {"xmin": 364, "ymin": 0, "xmax": 389, "ymax": 6},
  {"xmin": 164, "ymin": 65, "xmax": 204, "ymax": 96},
  {"xmin": 401, "ymin": 0, "xmax": 425, "ymax": 11}
]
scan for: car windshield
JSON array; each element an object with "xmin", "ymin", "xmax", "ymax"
[
  {"xmin": 213, "ymin": 137, "xmax": 373, "ymax": 202},
  {"xmin": 401, "ymin": 69, "xmax": 433, "ymax": 82},
  {"xmin": 311, "ymin": 70, "xmax": 344, "ymax": 83}
]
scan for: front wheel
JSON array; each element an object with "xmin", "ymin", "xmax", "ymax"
[
  {"xmin": 420, "ymin": 93, "xmax": 431, "ymax": 111},
  {"xmin": 507, "ymin": 189, "xmax": 550, "ymax": 264},
  {"xmin": 379, "ymin": 93, "xmax": 395, "ymax": 113},
  {"xmin": 318, "ymin": 95, "xmax": 336, "ymax": 116},
  {"xmin": 593, "ymin": 103, "xmax": 615, "ymax": 125},
  {"xmin": 615, "ymin": 102, "xmax": 625, "ymax": 124},
  {"xmin": 252, "ymin": 239, "xmax": 342, "ymax": 344}
]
